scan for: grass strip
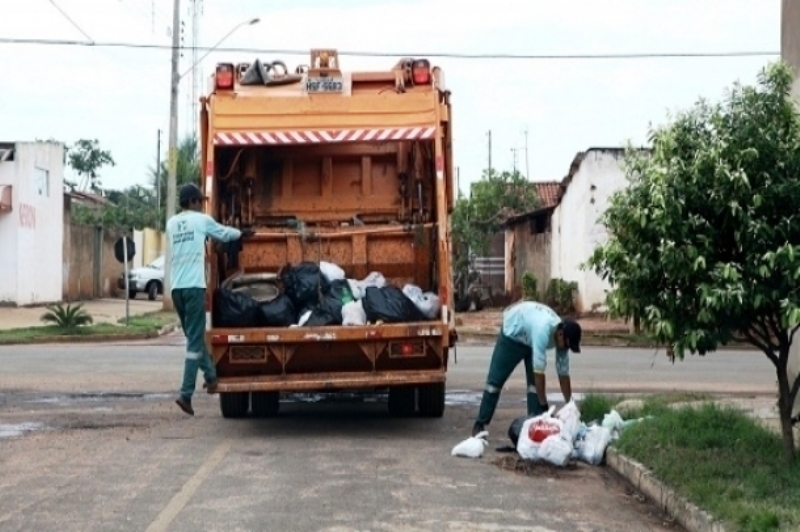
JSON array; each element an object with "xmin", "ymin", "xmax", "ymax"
[
  {"xmin": 601, "ymin": 396, "xmax": 800, "ymax": 532},
  {"xmin": 0, "ymin": 310, "xmax": 177, "ymax": 344}
]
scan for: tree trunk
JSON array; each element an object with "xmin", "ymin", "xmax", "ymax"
[{"xmin": 776, "ymin": 365, "xmax": 796, "ymax": 461}]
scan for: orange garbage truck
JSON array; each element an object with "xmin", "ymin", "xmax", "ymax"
[{"xmin": 198, "ymin": 49, "xmax": 457, "ymax": 419}]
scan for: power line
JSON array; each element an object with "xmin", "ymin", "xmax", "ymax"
[
  {"xmin": 47, "ymin": 0, "xmax": 94, "ymax": 43},
  {"xmin": 0, "ymin": 37, "xmax": 781, "ymax": 60}
]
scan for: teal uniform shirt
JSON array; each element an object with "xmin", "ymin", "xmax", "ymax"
[
  {"xmin": 166, "ymin": 211, "xmax": 241, "ymax": 291},
  {"xmin": 501, "ymin": 301, "xmax": 570, "ymax": 377}
]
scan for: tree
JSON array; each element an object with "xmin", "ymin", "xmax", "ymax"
[
  {"xmin": 586, "ymin": 61, "xmax": 800, "ymax": 460},
  {"xmin": 148, "ymin": 135, "xmax": 201, "ymax": 228},
  {"xmin": 451, "ymin": 168, "xmax": 540, "ymax": 290},
  {"xmin": 67, "ymin": 139, "xmax": 115, "ymax": 193}
]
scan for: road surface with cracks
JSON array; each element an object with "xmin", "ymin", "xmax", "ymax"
[{"xmin": 0, "ymin": 333, "xmax": 772, "ymax": 531}]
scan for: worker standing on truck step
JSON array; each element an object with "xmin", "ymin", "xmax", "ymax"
[
  {"xmin": 167, "ymin": 183, "xmax": 244, "ymax": 416},
  {"xmin": 471, "ymin": 301, "xmax": 582, "ymax": 437}
]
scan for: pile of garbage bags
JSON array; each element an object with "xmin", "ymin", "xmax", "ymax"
[
  {"xmin": 213, "ymin": 261, "xmax": 442, "ymax": 328},
  {"xmin": 451, "ymin": 401, "xmax": 649, "ymax": 465}
]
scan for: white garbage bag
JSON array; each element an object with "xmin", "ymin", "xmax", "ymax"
[
  {"xmin": 574, "ymin": 425, "xmax": 613, "ymax": 465},
  {"xmin": 297, "ymin": 309, "xmax": 312, "ymax": 327},
  {"xmin": 538, "ymin": 434, "xmax": 574, "ymax": 467},
  {"xmin": 555, "ymin": 399, "xmax": 581, "ymax": 443},
  {"xmin": 362, "ymin": 271, "xmax": 386, "ymax": 289},
  {"xmin": 516, "ymin": 406, "xmax": 561, "ymax": 460},
  {"xmin": 342, "ymin": 300, "xmax": 366, "ymax": 326},
  {"xmin": 347, "ymin": 279, "xmax": 365, "ymax": 300},
  {"xmin": 451, "ymin": 431, "xmax": 489, "ymax": 458},
  {"xmin": 320, "ymin": 261, "xmax": 345, "ymax": 282},
  {"xmin": 602, "ymin": 409, "xmax": 624, "ymax": 434},
  {"xmin": 402, "ymin": 284, "xmax": 441, "ymax": 320}
]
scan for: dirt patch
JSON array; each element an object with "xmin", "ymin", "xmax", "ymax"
[
  {"xmin": 457, "ymin": 309, "xmax": 630, "ymax": 333},
  {"xmin": 492, "ymin": 455, "xmax": 581, "ymax": 478}
]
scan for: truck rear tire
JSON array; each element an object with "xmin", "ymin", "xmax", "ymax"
[
  {"xmin": 417, "ymin": 382, "xmax": 446, "ymax": 418},
  {"xmin": 251, "ymin": 392, "xmax": 280, "ymax": 417},
  {"xmin": 220, "ymin": 392, "xmax": 249, "ymax": 418},
  {"xmin": 388, "ymin": 386, "xmax": 416, "ymax": 417}
]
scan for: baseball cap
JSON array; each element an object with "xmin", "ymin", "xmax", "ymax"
[
  {"xmin": 179, "ymin": 183, "xmax": 205, "ymax": 206},
  {"xmin": 561, "ymin": 319, "xmax": 582, "ymax": 353}
]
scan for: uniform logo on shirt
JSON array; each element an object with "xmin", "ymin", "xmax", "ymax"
[{"xmin": 172, "ymin": 220, "xmax": 194, "ymax": 244}]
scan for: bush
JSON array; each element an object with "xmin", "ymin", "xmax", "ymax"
[
  {"xmin": 544, "ymin": 278, "xmax": 578, "ymax": 315},
  {"xmin": 40, "ymin": 303, "xmax": 93, "ymax": 330},
  {"xmin": 521, "ymin": 271, "xmax": 538, "ymax": 300}
]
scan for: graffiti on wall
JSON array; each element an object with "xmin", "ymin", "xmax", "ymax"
[{"xmin": 18, "ymin": 203, "xmax": 35, "ymax": 229}]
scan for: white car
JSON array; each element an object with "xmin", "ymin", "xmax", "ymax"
[{"xmin": 118, "ymin": 255, "xmax": 165, "ymax": 301}]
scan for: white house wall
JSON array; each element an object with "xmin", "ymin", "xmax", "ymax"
[
  {"xmin": 0, "ymin": 142, "xmax": 64, "ymax": 306},
  {"xmin": 0, "ymin": 161, "xmax": 18, "ymax": 303},
  {"xmin": 550, "ymin": 149, "xmax": 629, "ymax": 312}
]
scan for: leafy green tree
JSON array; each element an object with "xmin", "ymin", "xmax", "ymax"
[
  {"xmin": 148, "ymin": 135, "xmax": 201, "ymax": 227},
  {"xmin": 67, "ymin": 139, "xmax": 115, "ymax": 193},
  {"xmin": 451, "ymin": 168, "xmax": 540, "ymax": 293},
  {"xmin": 587, "ymin": 62, "xmax": 800, "ymax": 460}
]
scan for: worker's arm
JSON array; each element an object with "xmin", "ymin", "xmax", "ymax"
[
  {"xmin": 532, "ymin": 332, "xmax": 550, "ymax": 408},
  {"xmin": 556, "ymin": 349, "xmax": 572, "ymax": 402},
  {"xmin": 202, "ymin": 214, "xmax": 242, "ymax": 243}
]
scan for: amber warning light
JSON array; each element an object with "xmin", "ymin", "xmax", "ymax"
[
  {"xmin": 215, "ymin": 63, "xmax": 235, "ymax": 90},
  {"xmin": 412, "ymin": 59, "xmax": 431, "ymax": 85}
]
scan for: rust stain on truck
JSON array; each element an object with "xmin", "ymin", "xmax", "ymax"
[{"xmin": 200, "ymin": 49, "xmax": 457, "ymax": 419}]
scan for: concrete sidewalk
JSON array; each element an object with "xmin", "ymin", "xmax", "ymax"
[{"xmin": 0, "ymin": 298, "xmax": 164, "ymax": 330}]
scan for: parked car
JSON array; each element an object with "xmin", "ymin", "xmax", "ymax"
[{"xmin": 118, "ymin": 255, "xmax": 164, "ymax": 301}]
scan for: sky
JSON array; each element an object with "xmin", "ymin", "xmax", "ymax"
[{"xmin": 0, "ymin": 0, "xmax": 781, "ymax": 195}]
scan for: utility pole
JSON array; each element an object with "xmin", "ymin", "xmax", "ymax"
[
  {"xmin": 163, "ymin": 0, "xmax": 181, "ymax": 311},
  {"xmin": 783, "ymin": 0, "xmax": 800, "ymax": 101},
  {"xmin": 511, "ymin": 147, "xmax": 518, "ymax": 174},
  {"xmin": 486, "ymin": 130, "xmax": 492, "ymax": 174},
  {"xmin": 155, "ymin": 129, "xmax": 162, "ymax": 230},
  {"xmin": 524, "ymin": 127, "xmax": 530, "ymax": 179}
]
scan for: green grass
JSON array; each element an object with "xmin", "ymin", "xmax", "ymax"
[
  {"xmin": 578, "ymin": 391, "xmax": 713, "ymax": 424},
  {"xmin": 0, "ymin": 310, "xmax": 178, "ymax": 344},
  {"xmin": 613, "ymin": 402, "xmax": 800, "ymax": 531}
]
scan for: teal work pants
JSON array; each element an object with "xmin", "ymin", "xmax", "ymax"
[
  {"xmin": 172, "ymin": 288, "xmax": 216, "ymax": 401},
  {"xmin": 476, "ymin": 333, "xmax": 548, "ymax": 426}
]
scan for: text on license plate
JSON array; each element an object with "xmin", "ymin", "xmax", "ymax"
[{"xmin": 306, "ymin": 76, "xmax": 343, "ymax": 93}]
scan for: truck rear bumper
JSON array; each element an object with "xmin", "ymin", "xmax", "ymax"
[{"xmin": 214, "ymin": 369, "xmax": 445, "ymax": 393}]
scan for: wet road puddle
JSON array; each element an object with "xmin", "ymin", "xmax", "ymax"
[{"xmin": 0, "ymin": 422, "xmax": 47, "ymax": 439}]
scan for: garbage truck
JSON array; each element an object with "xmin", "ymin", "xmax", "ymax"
[{"xmin": 198, "ymin": 49, "xmax": 457, "ymax": 419}]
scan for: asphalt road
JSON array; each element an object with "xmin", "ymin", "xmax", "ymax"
[{"xmin": 0, "ymin": 334, "xmax": 775, "ymax": 531}]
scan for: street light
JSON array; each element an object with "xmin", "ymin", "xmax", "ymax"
[
  {"xmin": 162, "ymin": 11, "xmax": 260, "ymax": 311},
  {"xmin": 179, "ymin": 18, "xmax": 260, "ymax": 80}
]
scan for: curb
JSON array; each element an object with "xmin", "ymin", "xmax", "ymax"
[
  {"xmin": 456, "ymin": 328, "xmax": 757, "ymax": 350},
  {"xmin": 0, "ymin": 322, "xmax": 180, "ymax": 346},
  {"xmin": 605, "ymin": 447, "xmax": 727, "ymax": 532}
]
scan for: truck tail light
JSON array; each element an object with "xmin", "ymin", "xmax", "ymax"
[
  {"xmin": 216, "ymin": 63, "xmax": 235, "ymax": 90},
  {"xmin": 389, "ymin": 340, "xmax": 425, "ymax": 358},
  {"xmin": 412, "ymin": 59, "xmax": 431, "ymax": 85}
]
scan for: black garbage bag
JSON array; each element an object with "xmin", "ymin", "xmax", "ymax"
[
  {"xmin": 508, "ymin": 415, "xmax": 537, "ymax": 448},
  {"xmin": 213, "ymin": 288, "xmax": 259, "ymax": 328},
  {"xmin": 257, "ymin": 294, "xmax": 296, "ymax": 327},
  {"xmin": 301, "ymin": 280, "xmax": 354, "ymax": 327},
  {"xmin": 362, "ymin": 285, "xmax": 426, "ymax": 323},
  {"xmin": 280, "ymin": 262, "xmax": 330, "ymax": 309}
]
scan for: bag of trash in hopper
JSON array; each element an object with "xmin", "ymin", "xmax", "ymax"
[
  {"xmin": 280, "ymin": 262, "xmax": 331, "ymax": 309},
  {"xmin": 301, "ymin": 280, "xmax": 354, "ymax": 327},
  {"xmin": 257, "ymin": 294, "xmax": 296, "ymax": 327},
  {"xmin": 213, "ymin": 288, "xmax": 260, "ymax": 328},
  {"xmin": 402, "ymin": 284, "xmax": 442, "ymax": 320},
  {"xmin": 363, "ymin": 285, "xmax": 427, "ymax": 323}
]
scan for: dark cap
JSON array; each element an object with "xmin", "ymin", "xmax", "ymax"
[
  {"xmin": 561, "ymin": 319, "xmax": 582, "ymax": 353},
  {"xmin": 179, "ymin": 183, "xmax": 205, "ymax": 207}
]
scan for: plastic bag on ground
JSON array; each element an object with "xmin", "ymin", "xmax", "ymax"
[
  {"xmin": 555, "ymin": 399, "xmax": 581, "ymax": 442},
  {"xmin": 516, "ymin": 407, "xmax": 561, "ymax": 460},
  {"xmin": 363, "ymin": 285, "xmax": 426, "ymax": 323},
  {"xmin": 213, "ymin": 288, "xmax": 259, "ymax": 328},
  {"xmin": 320, "ymin": 261, "xmax": 345, "ymax": 283},
  {"xmin": 538, "ymin": 434, "xmax": 574, "ymax": 467},
  {"xmin": 451, "ymin": 431, "xmax": 489, "ymax": 458},
  {"xmin": 257, "ymin": 294, "xmax": 296, "ymax": 327},
  {"xmin": 280, "ymin": 262, "xmax": 331, "ymax": 309},
  {"xmin": 342, "ymin": 300, "xmax": 366, "ymax": 326},
  {"xmin": 574, "ymin": 425, "xmax": 613, "ymax": 465},
  {"xmin": 602, "ymin": 409, "xmax": 624, "ymax": 433},
  {"xmin": 402, "ymin": 284, "xmax": 442, "ymax": 320},
  {"xmin": 508, "ymin": 414, "xmax": 537, "ymax": 448}
]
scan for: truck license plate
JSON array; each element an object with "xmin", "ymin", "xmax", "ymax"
[{"xmin": 306, "ymin": 76, "xmax": 343, "ymax": 93}]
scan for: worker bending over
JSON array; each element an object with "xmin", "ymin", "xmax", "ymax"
[{"xmin": 472, "ymin": 301, "xmax": 582, "ymax": 436}]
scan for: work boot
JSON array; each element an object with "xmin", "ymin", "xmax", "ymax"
[
  {"xmin": 176, "ymin": 397, "xmax": 194, "ymax": 416},
  {"xmin": 472, "ymin": 421, "xmax": 486, "ymax": 437},
  {"xmin": 204, "ymin": 379, "xmax": 219, "ymax": 394}
]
